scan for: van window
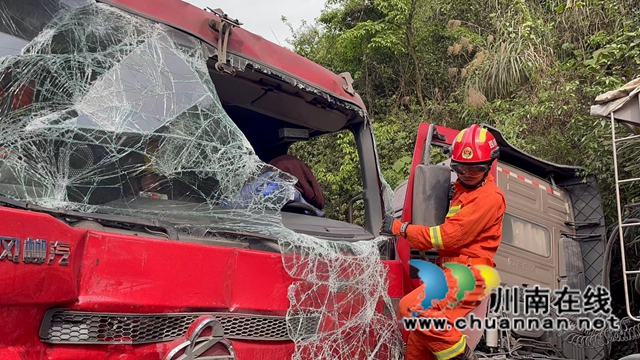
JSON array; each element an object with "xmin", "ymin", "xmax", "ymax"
[{"xmin": 502, "ymin": 213, "xmax": 551, "ymax": 256}]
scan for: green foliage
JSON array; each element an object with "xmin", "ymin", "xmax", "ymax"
[
  {"xmin": 289, "ymin": 130, "xmax": 364, "ymax": 224},
  {"xmin": 284, "ymin": 0, "xmax": 638, "ymax": 223}
]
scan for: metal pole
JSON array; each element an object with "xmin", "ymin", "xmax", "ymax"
[{"xmin": 423, "ymin": 124, "xmax": 435, "ymax": 165}]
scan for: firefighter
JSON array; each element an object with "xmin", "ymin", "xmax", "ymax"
[{"xmin": 381, "ymin": 124, "xmax": 506, "ymax": 360}]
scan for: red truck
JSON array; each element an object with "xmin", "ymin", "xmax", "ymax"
[{"xmin": 0, "ymin": 1, "xmax": 609, "ymax": 359}]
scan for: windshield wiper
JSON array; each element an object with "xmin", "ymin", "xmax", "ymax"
[
  {"xmin": 0, "ymin": 195, "xmax": 180, "ymax": 240},
  {"xmin": 202, "ymin": 229, "xmax": 278, "ymax": 242}
]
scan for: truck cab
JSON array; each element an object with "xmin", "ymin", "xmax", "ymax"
[{"xmin": 0, "ymin": 1, "xmax": 404, "ymax": 359}]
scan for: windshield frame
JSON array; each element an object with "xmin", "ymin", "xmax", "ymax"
[{"xmin": 349, "ymin": 121, "xmax": 386, "ymax": 237}]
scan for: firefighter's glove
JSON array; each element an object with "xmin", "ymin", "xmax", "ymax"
[{"xmin": 380, "ymin": 215, "xmax": 409, "ymax": 237}]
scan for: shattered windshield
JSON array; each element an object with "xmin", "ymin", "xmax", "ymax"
[
  {"xmin": 0, "ymin": 2, "xmax": 404, "ymax": 358},
  {"xmin": 0, "ymin": 2, "xmax": 301, "ymax": 236},
  {"xmin": 0, "ymin": 33, "xmax": 27, "ymax": 57}
]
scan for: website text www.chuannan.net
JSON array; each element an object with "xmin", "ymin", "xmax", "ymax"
[{"xmin": 402, "ymin": 313, "xmax": 621, "ymax": 332}]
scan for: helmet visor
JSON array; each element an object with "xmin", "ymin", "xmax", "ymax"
[{"xmin": 450, "ymin": 162, "xmax": 490, "ymax": 175}]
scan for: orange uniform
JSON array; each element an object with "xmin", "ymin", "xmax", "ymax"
[
  {"xmin": 393, "ymin": 172, "xmax": 505, "ymax": 264},
  {"xmin": 393, "ymin": 172, "xmax": 506, "ymax": 360}
]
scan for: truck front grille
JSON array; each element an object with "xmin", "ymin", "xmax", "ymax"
[{"xmin": 40, "ymin": 309, "xmax": 318, "ymax": 344}]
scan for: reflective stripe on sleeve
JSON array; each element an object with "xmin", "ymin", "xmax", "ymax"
[
  {"xmin": 430, "ymin": 226, "xmax": 443, "ymax": 250},
  {"xmin": 446, "ymin": 205, "xmax": 461, "ymax": 218}
]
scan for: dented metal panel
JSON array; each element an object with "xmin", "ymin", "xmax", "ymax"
[{"xmin": 98, "ymin": 0, "xmax": 369, "ymax": 113}]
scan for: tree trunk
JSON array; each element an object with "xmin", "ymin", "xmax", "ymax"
[
  {"xmin": 364, "ymin": 51, "xmax": 374, "ymax": 118},
  {"xmin": 406, "ymin": 31, "xmax": 427, "ymax": 115},
  {"xmin": 405, "ymin": 0, "xmax": 427, "ymax": 116}
]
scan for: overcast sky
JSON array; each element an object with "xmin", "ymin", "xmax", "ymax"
[{"xmin": 183, "ymin": 0, "xmax": 326, "ymax": 48}]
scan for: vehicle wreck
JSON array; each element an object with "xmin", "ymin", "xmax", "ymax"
[{"xmin": 0, "ymin": 1, "xmax": 404, "ymax": 359}]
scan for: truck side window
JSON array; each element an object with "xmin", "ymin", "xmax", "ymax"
[
  {"xmin": 502, "ymin": 213, "xmax": 551, "ymax": 257},
  {"xmin": 288, "ymin": 128, "xmax": 361, "ymax": 223}
]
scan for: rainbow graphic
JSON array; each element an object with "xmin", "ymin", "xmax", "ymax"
[{"xmin": 409, "ymin": 260, "xmax": 501, "ymax": 313}]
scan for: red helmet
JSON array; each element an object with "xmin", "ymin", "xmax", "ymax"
[{"xmin": 448, "ymin": 124, "xmax": 499, "ymax": 163}]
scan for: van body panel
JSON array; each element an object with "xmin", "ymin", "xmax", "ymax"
[{"xmin": 493, "ymin": 163, "xmax": 573, "ymax": 292}]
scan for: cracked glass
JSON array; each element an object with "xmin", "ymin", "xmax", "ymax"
[{"xmin": 0, "ymin": 1, "xmax": 403, "ymax": 359}]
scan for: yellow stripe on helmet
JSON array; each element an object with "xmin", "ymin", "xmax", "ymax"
[
  {"xmin": 456, "ymin": 129, "xmax": 466, "ymax": 142},
  {"xmin": 479, "ymin": 128, "xmax": 487, "ymax": 143}
]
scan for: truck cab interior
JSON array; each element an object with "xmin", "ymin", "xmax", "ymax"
[{"xmin": 207, "ymin": 58, "xmax": 382, "ymax": 241}]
